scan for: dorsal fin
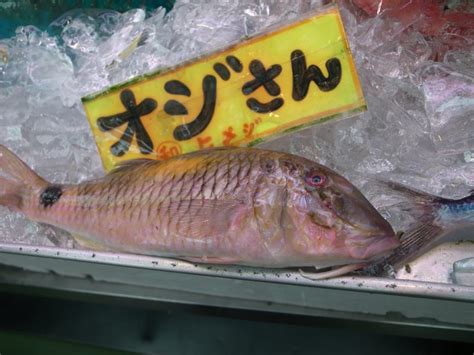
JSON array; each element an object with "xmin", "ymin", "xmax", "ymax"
[
  {"xmin": 107, "ymin": 158, "xmax": 158, "ymax": 176},
  {"xmin": 106, "ymin": 147, "xmax": 248, "ymax": 176},
  {"xmin": 377, "ymin": 179, "xmax": 435, "ymax": 201},
  {"xmin": 175, "ymin": 146, "xmax": 241, "ymax": 158}
]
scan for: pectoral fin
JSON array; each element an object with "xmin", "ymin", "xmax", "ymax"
[{"xmin": 166, "ymin": 199, "xmax": 249, "ymax": 240}]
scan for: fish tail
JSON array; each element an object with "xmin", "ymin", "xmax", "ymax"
[
  {"xmin": 361, "ymin": 182, "xmax": 473, "ymax": 276},
  {"xmin": 0, "ymin": 145, "xmax": 47, "ymax": 212}
]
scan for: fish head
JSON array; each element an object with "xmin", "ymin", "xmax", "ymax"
[{"xmin": 281, "ymin": 158, "xmax": 400, "ymax": 263}]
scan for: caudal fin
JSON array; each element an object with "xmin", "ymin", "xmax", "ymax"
[
  {"xmin": 360, "ymin": 181, "xmax": 472, "ymax": 277},
  {"xmin": 0, "ymin": 145, "xmax": 46, "ymax": 211}
]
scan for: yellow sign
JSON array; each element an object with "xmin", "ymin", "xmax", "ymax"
[{"xmin": 82, "ymin": 5, "xmax": 365, "ymax": 171}]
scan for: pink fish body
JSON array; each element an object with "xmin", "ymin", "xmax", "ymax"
[{"xmin": 0, "ymin": 145, "xmax": 399, "ymax": 269}]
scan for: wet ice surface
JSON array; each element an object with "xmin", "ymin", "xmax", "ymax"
[
  {"xmin": 263, "ymin": 2, "xmax": 474, "ymax": 232},
  {"xmin": 0, "ymin": 1, "xmax": 472, "ymax": 277}
]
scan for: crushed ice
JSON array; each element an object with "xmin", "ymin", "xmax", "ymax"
[{"xmin": 0, "ymin": 0, "xmax": 472, "ymax": 246}]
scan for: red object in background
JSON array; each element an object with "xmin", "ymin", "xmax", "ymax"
[{"xmin": 351, "ymin": 0, "xmax": 474, "ymax": 59}]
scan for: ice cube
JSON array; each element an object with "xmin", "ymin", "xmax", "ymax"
[
  {"xmin": 0, "ymin": 0, "xmax": 472, "ymax": 254},
  {"xmin": 465, "ymin": 151, "xmax": 474, "ymax": 163},
  {"xmin": 452, "ymin": 258, "xmax": 474, "ymax": 287},
  {"xmin": 61, "ymin": 14, "xmax": 100, "ymax": 54}
]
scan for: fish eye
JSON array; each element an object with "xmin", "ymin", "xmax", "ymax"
[{"xmin": 305, "ymin": 172, "xmax": 326, "ymax": 187}]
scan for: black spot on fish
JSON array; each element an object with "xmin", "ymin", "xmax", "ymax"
[{"xmin": 40, "ymin": 185, "xmax": 63, "ymax": 208}]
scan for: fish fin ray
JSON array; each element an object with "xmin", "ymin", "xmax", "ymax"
[
  {"xmin": 359, "ymin": 223, "xmax": 444, "ymax": 277},
  {"xmin": 0, "ymin": 145, "xmax": 47, "ymax": 211},
  {"xmin": 377, "ymin": 179, "xmax": 436, "ymax": 202},
  {"xmin": 171, "ymin": 147, "xmax": 244, "ymax": 161},
  {"xmin": 358, "ymin": 181, "xmax": 450, "ymax": 277},
  {"xmin": 392, "ymin": 223, "xmax": 444, "ymax": 265},
  {"xmin": 107, "ymin": 148, "xmax": 248, "ymax": 177},
  {"xmin": 107, "ymin": 158, "xmax": 158, "ymax": 176},
  {"xmin": 0, "ymin": 145, "xmax": 45, "ymax": 186}
]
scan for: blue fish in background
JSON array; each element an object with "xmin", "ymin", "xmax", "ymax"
[{"xmin": 361, "ymin": 181, "xmax": 474, "ymax": 277}]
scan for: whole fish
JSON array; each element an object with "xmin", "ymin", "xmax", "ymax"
[{"xmin": 0, "ymin": 145, "xmax": 400, "ymax": 275}]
